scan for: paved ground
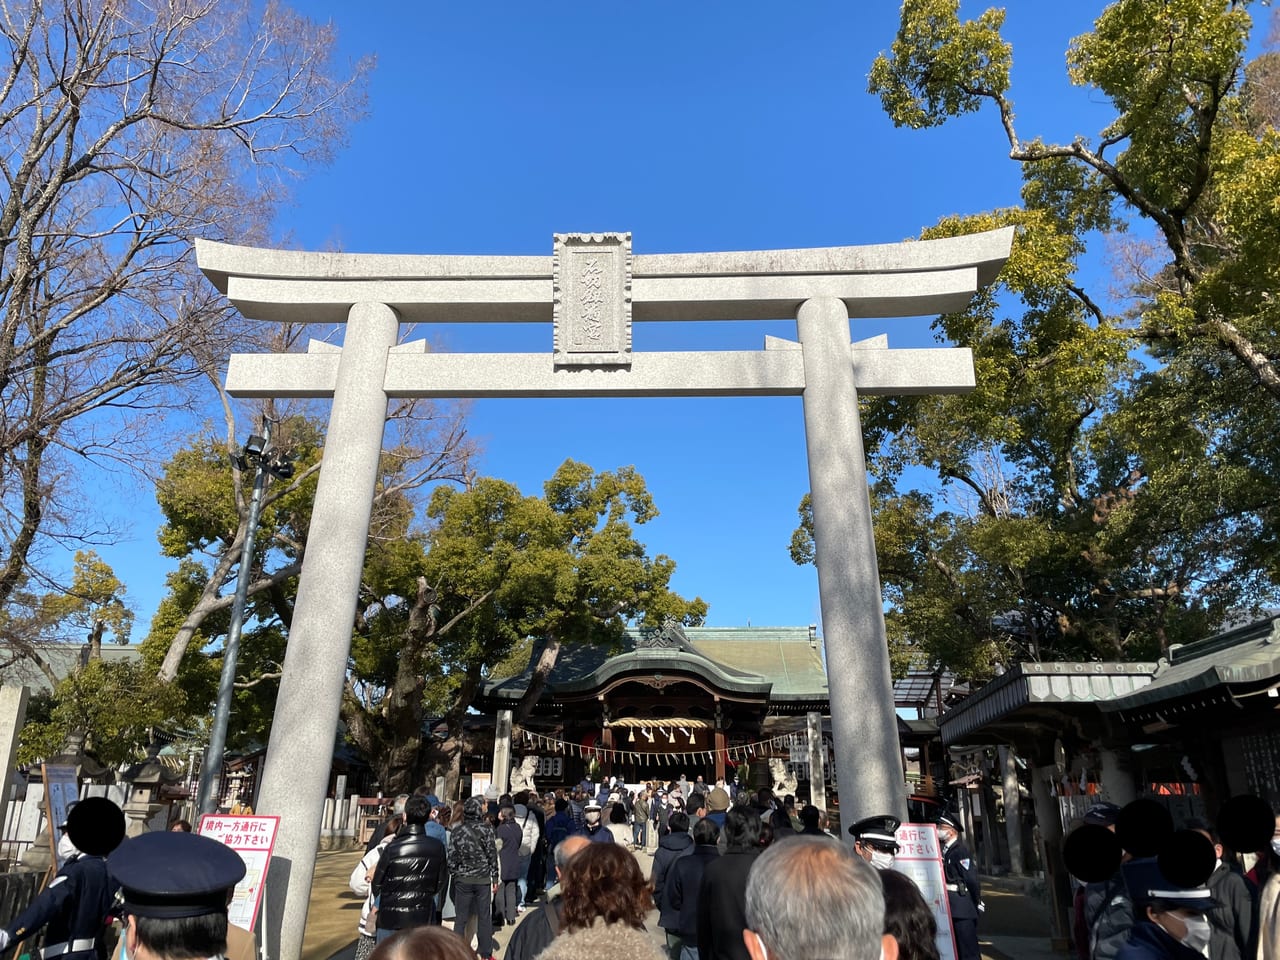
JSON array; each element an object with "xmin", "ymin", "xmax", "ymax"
[{"xmin": 298, "ymin": 844, "xmax": 1067, "ymax": 960}]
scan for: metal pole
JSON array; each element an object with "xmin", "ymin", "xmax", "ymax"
[{"xmin": 198, "ymin": 425, "xmax": 271, "ymax": 816}]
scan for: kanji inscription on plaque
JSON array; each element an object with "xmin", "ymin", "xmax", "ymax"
[{"xmin": 553, "ymin": 232, "xmax": 631, "ymax": 367}]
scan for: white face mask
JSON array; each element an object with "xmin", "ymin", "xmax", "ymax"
[
  {"xmin": 1270, "ymin": 838, "xmax": 1280, "ymax": 857},
  {"xmin": 56, "ymin": 832, "xmax": 79, "ymax": 862},
  {"xmin": 1176, "ymin": 915, "xmax": 1211, "ymax": 954},
  {"xmin": 870, "ymin": 849, "xmax": 896, "ymax": 870}
]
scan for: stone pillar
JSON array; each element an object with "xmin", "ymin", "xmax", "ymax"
[
  {"xmin": 1099, "ymin": 748, "xmax": 1138, "ymax": 806},
  {"xmin": 0, "ymin": 687, "xmax": 29, "ymax": 810},
  {"xmin": 796, "ymin": 297, "xmax": 905, "ymax": 825},
  {"xmin": 1032, "ymin": 765, "xmax": 1072, "ymax": 946},
  {"xmin": 493, "ymin": 710, "xmax": 513, "ymax": 796},
  {"xmin": 999, "ymin": 745, "xmax": 1024, "ymax": 876},
  {"xmin": 255, "ymin": 302, "xmax": 399, "ymax": 960},
  {"xmin": 806, "ymin": 712, "xmax": 827, "ymax": 812}
]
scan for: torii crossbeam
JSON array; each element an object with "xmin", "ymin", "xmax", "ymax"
[{"xmin": 196, "ymin": 228, "xmax": 1013, "ymax": 960}]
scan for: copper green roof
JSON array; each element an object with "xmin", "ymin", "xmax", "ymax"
[
  {"xmin": 478, "ymin": 623, "xmax": 829, "ymax": 704},
  {"xmin": 681, "ymin": 627, "xmax": 828, "ymax": 699}
]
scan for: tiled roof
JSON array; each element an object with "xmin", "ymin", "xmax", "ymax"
[
  {"xmin": 479, "ymin": 624, "xmax": 829, "ymax": 702},
  {"xmin": 0, "ymin": 642, "xmax": 142, "ymax": 695},
  {"xmin": 938, "ymin": 661, "xmax": 1156, "ymax": 745},
  {"xmin": 1102, "ymin": 614, "xmax": 1280, "ymax": 714}
]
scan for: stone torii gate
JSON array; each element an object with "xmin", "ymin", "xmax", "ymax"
[{"xmin": 196, "ymin": 228, "xmax": 1012, "ymax": 960}]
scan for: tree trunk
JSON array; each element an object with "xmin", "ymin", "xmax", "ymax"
[{"xmin": 514, "ymin": 633, "xmax": 560, "ymax": 725}]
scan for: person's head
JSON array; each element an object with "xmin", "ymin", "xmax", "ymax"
[
  {"xmin": 758, "ymin": 818, "xmax": 774, "ymax": 849},
  {"xmin": 724, "ymin": 805, "xmax": 763, "ymax": 853},
  {"xmin": 554, "ymin": 834, "xmax": 591, "ymax": 883},
  {"xmin": 404, "ymin": 795, "xmax": 430, "ymax": 826},
  {"xmin": 110, "ymin": 832, "xmax": 246, "ymax": 960},
  {"xmin": 1123, "ymin": 857, "xmax": 1215, "ymax": 954},
  {"xmin": 798, "ymin": 805, "xmax": 821, "ymax": 829},
  {"xmin": 1185, "ymin": 818, "xmax": 1223, "ymax": 861},
  {"xmin": 688, "ymin": 793, "xmax": 706, "ymax": 816},
  {"xmin": 850, "ymin": 815, "xmax": 902, "ymax": 870},
  {"xmin": 559, "ymin": 842, "xmax": 652, "ymax": 932},
  {"xmin": 367, "ymin": 925, "xmax": 476, "ymax": 960},
  {"xmin": 668, "ymin": 810, "xmax": 690, "ymax": 835},
  {"xmin": 169, "ymin": 819, "xmax": 193, "ymax": 833},
  {"xmin": 881, "ymin": 869, "xmax": 939, "ymax": 960},
  {"xmin": 463, "ymin": 796, "xmax": 485, "ymax": 822},
  {"xmin": 555, "ymin": 797, "xmax": 568, "ymax": 813},
  {"xmin": 744, "ymin": 837, "xmax": 896, "ymax": 960},
  {"xmin": 692, "ymin": 817, "xmax": 720, "ymax": 847},
  {"xmin": 499, "ymin": 803, "xmax": 516, "ymax": 822},
  {"xmin": 936, "ymin": 814, "xmax": 961, "ymax": 846},
  {"xmin": 610, "ymin": 802, "xmax": 628, "ymax": 824}
]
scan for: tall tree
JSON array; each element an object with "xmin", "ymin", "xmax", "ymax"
[
  {"xmin": 792, "ymin": 0, "xmax": 1280, "ymax": 676},
  {"xmin": 0, "ymin": 0, "xmax": 370, "ymax": 664},
  {"xmin": 343, "ymin": 460, "xmax": 707, "ymax": 796}
]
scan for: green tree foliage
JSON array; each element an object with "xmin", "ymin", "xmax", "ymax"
[
  {"xmin": 795, "ymin": 1, "xmax": 1280, "ymax": 676},
  {"xmin": 145, "ymin": 401, "xmax": 472, "ymax": 759},
  {"xmin": 343, "ymin": 460, "xmax": 707, "ymax": 795}
]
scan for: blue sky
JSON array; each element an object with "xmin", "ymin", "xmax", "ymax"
[{"xmin": 101, "ymin": 1, "xmax": 1174, "ymax": 636}]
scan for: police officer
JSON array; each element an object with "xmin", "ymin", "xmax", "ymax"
[
  {"xmin": 848, "ymin": 814, "xmax": 902, "ymax": 870},
  {"xmin": 108, "ymin": 831, "xmax": 246, "ymax": 960},
  {"xmin": 0, "ymin": 797, "xmax": 126, "ymax": 960},
  {"xmin": 938, "ymin": 812, "xmax": 982, "ymax": 960}
]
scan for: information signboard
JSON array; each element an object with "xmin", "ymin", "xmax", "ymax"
[
  {"xmin": 894, "ymin": 822, "xmax": 958, "ymax": 960},
  {"xmin": 198, "ymin": 814, "xmax": 280, "ymax": 933},
  {"xmin": 42, "ymin": 763, "xmax": 79, "ymax": 869}
]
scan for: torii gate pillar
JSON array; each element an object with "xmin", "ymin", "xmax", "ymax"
[{"xmin": 797, "ymin": 297, "xmax": 903, "ymax": 815}]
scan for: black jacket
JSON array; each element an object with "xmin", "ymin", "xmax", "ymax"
[
  {"xmin": 942, "ymin": 839, "xmax": 981, "ymax": 921},
  {"xmin": 371, "ymin": 823, "xmax": 447, "ymax": 929},
  {"xmin": 697, "ymin": 848, "xmax": 760, "ymax": 960},
  {"xmin": 665, "ymin": 844, "xmax": 719, "ymax": 937},
  {"xmin": 651, "ymin": 830, "xmax": 694, "ymax": 906},
  {"xmin": 5, "ymin": 854, "xmax": 116, "ymax": 960}
]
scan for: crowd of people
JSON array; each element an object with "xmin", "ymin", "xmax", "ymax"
[
  {"xmin": 349, "ymin": 776, "xmax": 952, "ymax": 960},
  {"xmin": 7, "ymin": 776, "xmax": 1275, "ymax": 960},
  {"xmin": 1072, "ymin": 799, "xmax": 1280, "ymax": 960}
]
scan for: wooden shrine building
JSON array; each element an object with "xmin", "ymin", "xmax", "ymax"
[{"xmin": 476, "ymin": 622, "xmax": 832, "ymax": 786}]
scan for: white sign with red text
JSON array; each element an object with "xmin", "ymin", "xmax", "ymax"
[
  {"xmin": 894, "ymin": 823, "xmax": 958, "ymax": 960},
  {"xmin": 198, "ymin": 814, "xmax": 280, "ymax": 932}
]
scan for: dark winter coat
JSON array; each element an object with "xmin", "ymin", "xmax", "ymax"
[
  {"xmin": 1206, "ymin": 861, "xmax": 1252, "ymax": 960},
  {"xmin": 696, "ymin": 847, "xmax": 760, "ymax": 960},
  {"xmin": 496, "ymin": 819, "xmax": 523, "ymax": 882},
  {"xmin": 650, "ymin": 830, "xmax": 694, "ymax": 907},
  {"xmin": 4, "ymin": 854, "xmax": 116, "ymax": 960},
  {"xmin": 1086, "ymin": 868, "xmax": 1135, "ymax": 960},
  {"xmin": 370, "ymin": 824, "xmax": 447, "ymax": 930},
  {"xmin": 447, "ymin": 796, "xmax": 498, "ymax": 885},
  {"xmin": 1115, "ymin": 922, "xmax": 1206, "ymax": 960},
  {"xmin": 664, "ymin": 843, "xmax": 719, "ymax": 937}
]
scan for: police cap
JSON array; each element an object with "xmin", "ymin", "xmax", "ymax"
[
  {"xmin": 110, "ymin": 831, "xmax": 246, "ymax": 918},
  {"xmin": 848, "ymin": 814, "xmax": 901, "ymax": 846},
  {"xmin": 937, "ymin": 812, "xmax": 963, "ymax": 833},
  {"xmin": 1121, "ymin": 857, "xmax": 1216, "ymax": 912}
]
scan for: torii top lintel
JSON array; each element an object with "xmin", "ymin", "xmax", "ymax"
[
  {"xmin": 196, "ymin": 228, "xmax": 1013, "ymax": 325},
  {"xmin": 200, "ymin": 229, "xmax": 1013, "ymax": 400}
]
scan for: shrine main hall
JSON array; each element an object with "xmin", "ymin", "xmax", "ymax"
[{"xmin": 473, "ymin": 622, "xmax": 942, "ymax": 794}]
